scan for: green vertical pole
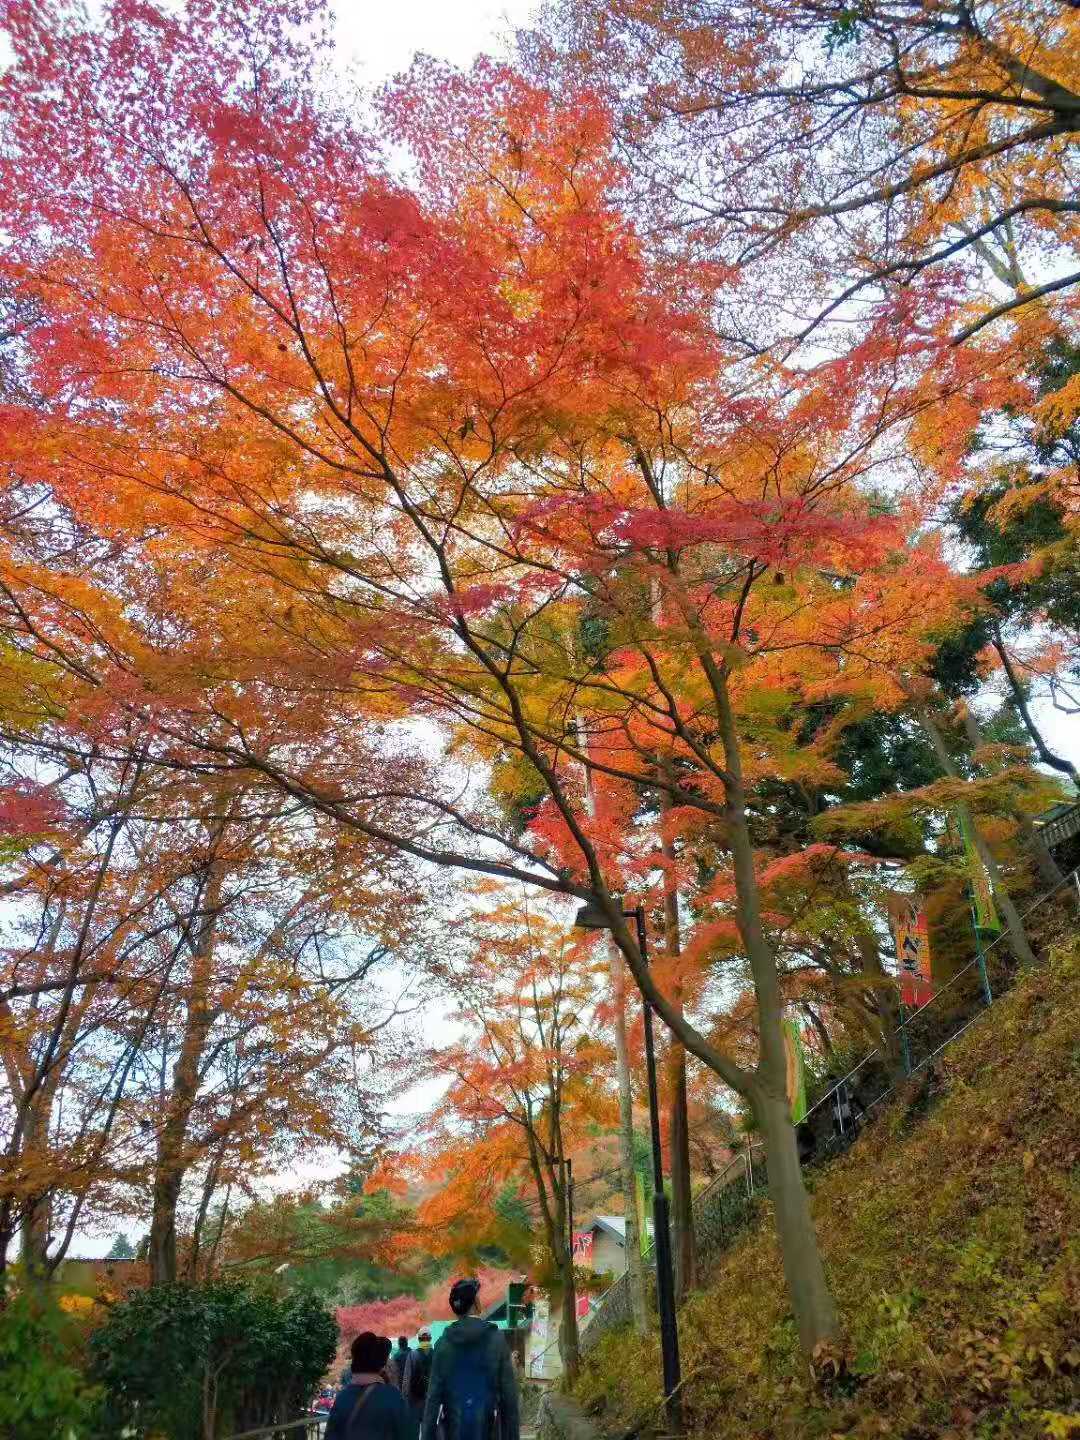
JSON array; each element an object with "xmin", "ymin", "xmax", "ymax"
[
  {"xmin": 898, "ymin": 999, "xmax": 913, "ymax": 1076},
  {"xmin": 969, "ymin": 891, "xmax": 993, "ymax": 1005}
]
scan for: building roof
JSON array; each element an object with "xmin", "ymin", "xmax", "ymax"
[
  {"xmin": 593, "ymin": 1215, "xmax": 627, "ymax": 1243},
  {"xmin": 590, "ymin": 1215, "xmax": 654, "ymax": 1244},
  {"xmin": 1037, "ymin": 802, "xmax": 1079, "ymax": 823},
  {"xmin": 413, "ymin": 1316, "xmax": 511, "ymax": 1345}
]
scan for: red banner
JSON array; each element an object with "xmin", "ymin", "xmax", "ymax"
[
  {"xmin": 888, "ymin": 894, "xmax": 934, "ymax": 1008},
  {"xmin": 572, "ymin": 1230, "xmax": 593, "ymax": 1264}
]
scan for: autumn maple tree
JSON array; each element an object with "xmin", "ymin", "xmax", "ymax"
[
  {"xmin": 0, "ymin": 741, "xmax": 423, "ymax": 1283},
  {"xmin": 0, "ymin": 0, "xmax": 1073, "ymax": 1367},
  {"xmin": 405, "ymin": 899, "xmax": 615, "ymax": 1381},
  {"xmin": 531, "ymin": 0, "xmax": 1079, "ymax": 350}
]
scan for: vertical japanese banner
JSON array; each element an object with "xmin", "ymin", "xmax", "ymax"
[
  {"xmin": 634, "ymin": 1171, "xmax": 649, "ymax": 1254},
  {"xmin": 888, "ymin": 894, "xmax": 934, "ymax": 1007},
  {"xmin": 783, "ymin": 1018, "xmax": 808, "ymax": 1123},
  {"xmin": 958, "ymin": 812, "xmax": 1001, "ymax": 933},
  {"xmin": 572, "ymin": 1230, "xmax": 594, "ymax": 1266}
]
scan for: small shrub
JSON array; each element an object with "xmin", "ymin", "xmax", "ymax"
[
  {"xmin": 89, "ymin": 1278, "xmax": 338, "ymax": 1439},
  {"xmin": 0, "ymin": 1271, "xmax": 101, "ymax": 1439}
]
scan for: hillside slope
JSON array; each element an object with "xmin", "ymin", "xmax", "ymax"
[{"xmin": 574, "ymin": 944, "xmax": 1080, "ymax": 1439}]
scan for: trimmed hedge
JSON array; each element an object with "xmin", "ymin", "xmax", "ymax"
[{"xmin": 90, "ymin": 1278, "xmax": 337, "ymax": 1439}]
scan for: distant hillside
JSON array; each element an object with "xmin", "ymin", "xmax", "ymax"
[{"xmin": 574, "ymin": 943, "xmax": 1080, "ymax": 1439}]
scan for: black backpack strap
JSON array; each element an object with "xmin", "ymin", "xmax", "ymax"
[{"xmin": 346, "ymin": 1383, "xmax": 376, "ymax": 1435}]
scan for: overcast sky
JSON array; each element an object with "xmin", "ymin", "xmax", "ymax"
[{"xmin": 334, "ymin": 0, "xmax": 534, "ymax": 78}]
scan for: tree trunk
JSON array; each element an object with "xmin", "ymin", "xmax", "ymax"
[
  {"xmin": 19, "ymin": 1201, "xmax": 51, "ymax": 1280},
  {"xmin": 956, "ymin": 701, "xmax": 1069, "ymax": 896},
  {"xmin": 204, "ymin": 1186, "xmax": 232, "ymax": 1280},
  {"xmin": 852, "ymin": 929, "xmax": 908, "ymax": 1085},
  {"xmin": 659, "ymin": 779, "xmax": 696, "ymax": 1302},
  {"xmin": 149, "ymin": 1168, "xmax": 184, "ymax": 1288},
  {"xmin": 801, "ymin": 1003, "xmax": 834, "ymax": 1060},
  {"xmin": 607, "ymin": 938, "xmax": 649, "ymax": 1336},
  {"xmin": 712, "ymin": 666, "xmax": 840, "ymax": 1353},
  {"xmin": 917, "ymin": 703, "xmax": 1038, "ymax": 966},
  {"xmin": 579, "ymin": 714, "xmax": 649, "ymax": 1330},
  {"xmin": 756, "ymin": 1090, "xmax": 839, "ymax": 1356},
  {"xmin": 523, "ymin": 1104, "xmax": 580, "ymax": 1384},
  {"xmin": 991, "ymin": 626, "xmax": 1080, "ymax": 788},
  {"xmin": 18, "ymin": 1091, "xmax": 52, "ymax": 1279},
  {"xmin": 961, "ymin": 804, "xmax": 1038, "ymax": 966},
  {"xmin": 149, "ymin": 861, "xmax": 223, "ymax": 1286},
  {"xmin": 668, "ymin": 1050, "xmax": 696, "ymax": 1300},
  {"xmin": 569, "ymin": 575, "xmax": 840, "ymax": 1354},
  {"xmin": 1014, "ymin": 808, "xmax": 1069, "ymax": 893},
  {"xmin": 186, "ymin": 1150, "xmax": 224, "ymax": 1282},
  {"xmin": 557, "ymin": 1252, "xmax": 580, "ymax": 1385},
  {"xmin": 1, "ymin": 900, "xmax": 98, "ymax": 1287}
]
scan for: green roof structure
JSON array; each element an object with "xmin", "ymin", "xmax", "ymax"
[{"xmin": 412, "ymin": 1316, "xmax": 511, "ymax": 1345}]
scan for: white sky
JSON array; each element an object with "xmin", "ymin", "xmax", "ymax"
[{"xmin": 334, "ymin": 0, "xmax": 535, "ymax": 78}]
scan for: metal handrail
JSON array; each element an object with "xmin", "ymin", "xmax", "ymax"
[
  {"xmin": 690, "ymin": 1141, "xmax": 761, "ymax": 1211},
  {"xmin": 979, "ymin": 862, "xmax": 1080, "ymax": 957},
  {"xmin": 629, "ymin": 1143, "xmax": 758, "ymax": 1269},
  {"xmin": 528, "ymin": 1334, "xmax": 563, "ymax": 1378},
  {"xmin": 582, "ymin": 1141, "xmax": 763, "ymax": 1345},
  {"xmin": 223, "ymin": 1418, "xmax": 327, "ymax": 1440},
  {"xmin": 1037, "ymin": 801, "xmax": 1080, "ymax": 849},
  {"xmin": 802, "ymin": 865, "xmax": 1078, "ymax": 1127}
]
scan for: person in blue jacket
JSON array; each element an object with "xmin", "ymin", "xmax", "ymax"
[
  {"xmin": 326, "ymin": 1332, "xmax": 413, "ymax": 1440},
  {"xmin": 421, "ymin": 1279, "xmax": 520, "ymax": 1440}
]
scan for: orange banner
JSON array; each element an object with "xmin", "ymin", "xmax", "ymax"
[{"xmin": 887, "ymin": 894, "xmax": 933, "ymax": 1007}]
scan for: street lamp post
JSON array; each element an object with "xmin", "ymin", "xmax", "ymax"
[
  {"xmin": 567, "ymin": 1157, "xmax": 575, "ymax": 1257},
  {"xmin": 574, "ymin": 896, "xmax": 682, "ymax": 1432}
]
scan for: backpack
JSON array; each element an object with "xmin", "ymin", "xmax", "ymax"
[
  {"xmin": 409, "ymin": 1346, "xmax": 434, "ymax": 1404},
  {"xmin": 444, "ymin": 1336, "xmax": 498, "ymax": 1440}
]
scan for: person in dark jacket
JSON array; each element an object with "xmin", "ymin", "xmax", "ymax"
[
  {"xmin": 388, "ymin": 1335, "xmax": 412, "ymax": 1392},
  {"xmin": 326, "ymin": 1332, "xmax": 413, "ymax": 1440},
  {"xmin": 402, "ymin": 1331, "xmax": 434, "ymax": 1440},
  {"xmin": 421, "ymin": 1280, "xmax": 519, "ymax": 1440}
]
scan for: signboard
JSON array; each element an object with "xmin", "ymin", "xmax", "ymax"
[
  {"xmin": 572, "ymin": 1229, "xmax": 594, "ymax": 1265},
  {"xmin": 888, "ymin": 893, "xmax": 934, "ymax": 1007}
]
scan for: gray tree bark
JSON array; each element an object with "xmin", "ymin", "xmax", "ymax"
[{"xmin": 149, "ymin": 861, "xmax": 224, "ymax": 1286}]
